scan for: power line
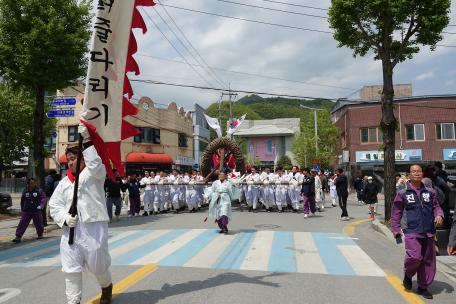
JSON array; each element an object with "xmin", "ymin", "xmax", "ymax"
[
  {"xmin": 136, "ymin": 53, "xmax": 357, "ymax": 91},
  {"xmin": 130, "ymin": 78, "xmax": 337, "ymax": 100},
  {"xmin": 156, "ymin": 3, "xmax": 333, "ymax": 34},
  {"xmin": 140, "ymin": 7, "xmax": 216, "ymax": 88},
  {"xmin": 151, "ymin": 6, "xmax": 226, "ymax": 89},
  {"xmin": 436, "ymin": 44, "xmax": 456, "ymax": 48},
  {"xmin": 215, "ymin": 0, "xmax": 327, "ymax": 19},
  {"xmin": 156, "ymin": 1, "xmax": 228, "ymax": 89},
  {"xmin": 257, "ymin": 0, "xmax": 328, "ymax": 11}
]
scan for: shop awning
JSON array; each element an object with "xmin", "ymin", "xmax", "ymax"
[
  {"xmin": 59, "ymin": 154, "xmax": 68, "ymax": 164},
  {"xmin": 126, "ymin": 152, "xmax": 173, "ymax": 164}
]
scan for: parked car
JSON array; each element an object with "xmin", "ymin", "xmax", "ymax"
[{"xmin": 0, "ymin": 192, "xmax": 12, "ymax": 211}]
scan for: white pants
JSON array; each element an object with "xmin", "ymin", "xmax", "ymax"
[
  {"xmin": 288, "ymin": 186, "xmax": 301, "ymax": 210},
  {"xmin": 275, "ymin": 186, "xmax": 287, "ymax": 210},
  {"xmin": 262, "ymin": 186, "xmax": 275, "ymax": 209},
  {"xmin": 143, "ymin": 190, "xmax": 153, "ymax": 212},
  {"xmin": 186, "ymin": 188, "xmax": 198, "ymax": 210},
  {"xmin": 246, "ymin": 186, "xmax": 260, "ymax": 209},
  {"xmin": 170, "ymin": 187, "xmax": 181, "ymax": 210},
  {"xmin": 60, "ymin": 221, "xmax": 112, "ymax": 304},
  {"xmin": 159, "ymin": 188, "xmax": 170, "ymax": 210}
]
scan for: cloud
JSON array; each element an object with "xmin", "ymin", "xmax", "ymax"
[
  {"xmin": 416, "ymin": 71, "xmax": 435, "ymax": 81},
  {"xmin": 126, "ymin": 0, "xmax": 456, "ymax": 109}
]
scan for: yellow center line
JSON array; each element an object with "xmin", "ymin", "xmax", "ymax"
[
  {"xmin": 343, "ymin": 218, "xmax": 370, "ymax": 236},
  {"xmin": 385, "ymin": 272, "xmax": 425, "ymax": 304},
  {"xmin": 85, "ymin": 263, "xmax": 158, "ymax": 304},
  {"xmin": 342, "ymin": 218, "xmax": 425, "ymax": 304}
]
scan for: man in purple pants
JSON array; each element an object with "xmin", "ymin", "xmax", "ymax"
[
  {"xmin": 391, "ymin": 164, "xmax": 444, "ymax": 300},
  {"xmin": 12, "ymin": 177, "xmax": 46, "ymax": 243},
  {"xmin": 301, "ymin": 168, "xmax": 316, "ymax": 218}
]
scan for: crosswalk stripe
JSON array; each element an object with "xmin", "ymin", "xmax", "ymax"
[
  {"xmin": 114, "ymin": 229, "xmax": 187, "ymax": 265},
  {"xmin": 5, "ymin": 231, "xmax": 132, "ymax": 268},
  {"xmin": 312, "ymin": 232, "xmax": 355, "ymax": 276},
  {"xmin": 269, "ymin": 231, "xmax": 296, "ymax": 273},
  {"xmin": 240, "ymin": 230, "xmax": 274, "ymax": 271},
  {"xmin": 293, "ymin": 232, "xmax": 326, "ymax": 274},
  {"xmin": 0, "ymin": 229, "xmax": 386, "ymax": 278},
  {"xmin": 110, "ymin": 230, "xmax": 171, "ymax": 262},
  {"xmin": 132, "ymin": 229, "xmax": 206, "ymax": 265},
  {"xmin": 213, "ymin": 229, "xmax": 256, "ymax": 270},
  {"xmin": 160, "ymin": 229, "xmax": 220, "ymax": 266},
  {"xmin": 37, "ymin": 230, "xmax": 142, "ymax": 268},
  {"xmin": 0, "ymin": 238, "xmax": 60, "ymax": 262},
  {"xmin": 338, "ymin": 245, "xmax": 385, "ymax": 277},
  {"xmin": 184, "ymin": 233, "xmax": 236, "ymax": 268}
]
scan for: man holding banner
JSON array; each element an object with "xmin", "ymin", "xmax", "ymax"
[
  {"xmin": 49, "ymin": 0, "xmax": 154, "ymax": 303},
  {"xmin": 49, "ymin": 128, "xmax": 113, "ymax": 304}
]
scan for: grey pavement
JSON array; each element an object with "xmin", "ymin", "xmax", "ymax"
[{"xmin": 0, "ymin": 195, "xmax": 455, "ymax": 304}]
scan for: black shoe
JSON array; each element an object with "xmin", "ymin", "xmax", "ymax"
[
  {"xmin": 253, "ymin": 209, "xmax": 258, "ymax": 213},
  {"xmin": 100, "ymin": 283, "xmax": 113, "ymax": 304},
  {"xmin": 142, "ymin": 211, "xmax": 148, "ymax": 216},
  {"xmin": 223, "ymin": 228, "xmax": 228, "ymax": 234},
  {"xmin": 219, "ymin": 229, "xmax": 224, "ymax": 234},
  {"xmin": 37, "ymin": 236, "xmax": 44, "ymax": 240},
  {"xmin": 278, "ymin": 210, "xmax": 283, "ymax": 213},
  {"xmin": 293, "ymin": 209, "xmax": 298, "ymax": 213},
  {"xmin": 266, "ymin": 208, "xmax": 271, "ymax": 212},
  {"xmin": 403, "ymin": 274, "xmax": 412, "ymax": 290},
  {"xmin": 417, "ymin": 287, "xmax": 433, "ymax": 299},
  {"xmin": 248, "ymin": 207, "xmax": 253, "ymax": 212},
  {"xmin": 12, "ymin": 238, "xmax": 21, "ymax": 243}
]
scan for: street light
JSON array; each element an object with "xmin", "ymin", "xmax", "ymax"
[{"xmin": 300, "ymin": 105, "xmax": 324, "ymax": 157}]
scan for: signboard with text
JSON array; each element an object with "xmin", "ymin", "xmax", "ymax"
[
  {"xmin": 46, "ymin": 109, "xmax": 75, "ymax": 118},
  {"xmin": 443, "ymin": 148, "xmax": 456, "ymax": 161},
  {"xmin": 51, "ymin": 98, "xmax": 77, "ymax": 107},
  {"xmin": 355, "ymin": 149, "xmax": 422, "ymax": 163}
]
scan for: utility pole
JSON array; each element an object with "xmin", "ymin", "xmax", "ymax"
[
  {"xmin": 300, "ymin": 105, "xmax": 323, "ymax": 157},
  {"xmin": 221, "ymin": 84, "xmax": 238, "ymax": 140}
]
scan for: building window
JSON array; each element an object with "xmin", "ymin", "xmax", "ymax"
[
  {"xmin": 178, "ymin": 133, "xmax": 188, "ymax": 147},
  {"xmin": 437, "ymin": 123, "xmax": 455, "ymax": 140},
  {"xmin": 360, "ymin": 127, "xmax": 381, "ymax": 143},
  {"xmin": 68, "ymin": 126, "xmax": 78, "ymax": 142},
  {"xmin": 406, "ymin": 124, "xmax": 425, "ymax": 141},
  {"xmin": 134, "ymin": 127, "xmax": 160, "ymax": 144}
]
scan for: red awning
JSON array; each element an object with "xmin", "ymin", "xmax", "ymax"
[
  {"xmin": 126, "ymin": 152, "xmax": 173, "ymax": 164},
  {"xmin": 59, "ymin": 154, "xmax": 68, "ymax": 164}
]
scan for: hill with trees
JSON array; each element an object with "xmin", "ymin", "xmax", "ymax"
[{"xmin": 205, "ymin": 95, "xmax": 340, "ymax": 168}]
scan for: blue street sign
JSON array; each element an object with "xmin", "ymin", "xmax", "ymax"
[
  {"xmin": 51, "ymin": 97, "xmax": 77, "ymax": 107},
  {"xmin": 51, "ymin": 131, "xmax": 57, "ymax": 138},
  {"xmin": 47, "ymin": 109, "xmax": 75, "ymax": 118}
]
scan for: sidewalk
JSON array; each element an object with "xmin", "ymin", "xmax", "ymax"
[{"xmin": 371, "ymin": 213, "xmax": 456, "ymax": 284}]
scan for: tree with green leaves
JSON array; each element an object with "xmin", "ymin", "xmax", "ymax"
[
  {"xmin": 328, "ymin": 0, "xmax": 450, "ymax": 221},
  {"xmin": 0, "ymin": 83, "xmax": 34, "ymax": 179},
  {"xmin": 293, "ymin": 110, "xmax": 339, "ymax": 168},
  {"xmin": 0, "ymin": 0, "xmax": 91, "ymax": 187}
]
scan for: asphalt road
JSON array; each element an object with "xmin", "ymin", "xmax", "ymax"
[{"xmin": 1, "ymin": 198, "xmax": 455, "ymax": 304}]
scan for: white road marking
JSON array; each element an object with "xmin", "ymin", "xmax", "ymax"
[
  {"xmin": 338, "ymin": 245, "xmax": 385, "ymax": 277},
  {"xmin": 0, "ymin": 288, "xmax": 21, "ymax": 303},
  {"xmin": 240, "ymin": 230, "xmax": 274, "ymax": 271},
  {"xmin": 132, "ymin": 229, "xmax": 206, "ymax": 265},
  {"xmin": 184, "ymin": 233, "xmax": 235, "ymax": 268},
  {"xmin": 294, "ymin": 232, "xmax": 327, "ymax": 274}
]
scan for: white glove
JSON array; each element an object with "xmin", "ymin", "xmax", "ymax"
[
  {"xmin": 263, "ymin": 180, "xmax": 269, "ymax": 185},
  {"xmin": 65, "ymin": 214, "xmax": 78, "ymax": 228},
  {"xmin": 203, "ymin": 194, "xmax": 209, "ymax": 200},
  {"xmin": 158, "ymin": 180, "xmax": 164, "ymax": 185},
  {"xmin": 247, "ymin": 180, "xmax": 254, "ymax": 185},
  {"xmin": 174, "ymin": 180, "xmax": 179, "ymax": 185},
  {"xmin": 275, "ymin": 181, "xmax": 281, "ymax": 185},
  {"xmin": 188, "ymin": 180, "xmax": 195, "ymax": 185},
  {"xmin": 36, "ymin": 205, "xmax": 42, "ymax": 210},
  {"xmin": 78, "ymin": 123, "xmax": 90, "ymax": 140}
]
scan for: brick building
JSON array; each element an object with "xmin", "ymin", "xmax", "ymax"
[{"xmin": 331, "ymin": 95, "xmax": 456, "ymax": 173}]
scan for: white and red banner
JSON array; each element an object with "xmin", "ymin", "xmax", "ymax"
[{"xmin": 80, "ymin": 0, "xmax": 154, "ymax": 179}]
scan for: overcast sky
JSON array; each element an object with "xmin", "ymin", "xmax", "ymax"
[{"xmin": 127, "ymin": 0, "xmax": 456, "ymax": 110}]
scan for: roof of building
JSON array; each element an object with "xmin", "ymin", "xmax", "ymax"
[
  {"xmin": 234, "ymin": 118, "xmax": 300, "ymax": 137},
  {"xmin": 331, "ymin": 94, "xmax": 456, "ymax": 114}
]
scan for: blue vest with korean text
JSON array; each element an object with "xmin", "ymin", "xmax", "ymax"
[{"xmin": 399, "ymin": 184, "xmax": 435, "ymax": 234}]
